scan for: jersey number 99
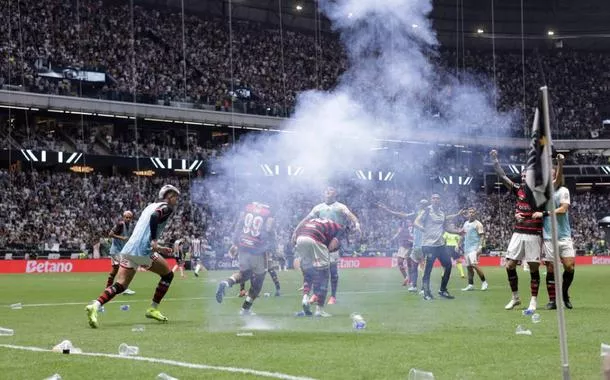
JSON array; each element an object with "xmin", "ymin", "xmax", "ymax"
[{"xmin": 243, "ymin": 213, "xmax": 264, "ymax": 237}]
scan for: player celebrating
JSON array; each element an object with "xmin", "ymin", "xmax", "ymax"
[
  {"xmin": 215, "ymin": 201, "xmax": 275, "ymax": 316},
  {"xmin": 540, "ymin": 160, "xmax": 574, "ymax": 309},
  {"xmin": 292, "ymin": 186, "xmax": 361, "ymax": 305},
  {"xmin": 108, "ymin": 211, "xmax": 136, "ymax": 295},
  {"xmin": 294, "ymin": 218, "xmax": 343, "ymax": 317},
  {"xmin": 460, "ymin": 208, "xmax": 488, "ymax": 291},
  {"xmin": 414, "ymin": 193, "xmax": 464, "ymax": 300},
  {"xmin": 85, "ymin": 185, "xmax": 180, "ymax": 328},
  {"xmin": 491, "ymin": 149, "xmax": 551, "ymax": 312}
]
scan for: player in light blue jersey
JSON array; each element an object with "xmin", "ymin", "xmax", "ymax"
[
  {"xmin": 292, "ymin": 186, "xmax": 361, "ymax": 305},
  {"xmin": 538, "ymin": 181, "xmax": 575, "ymax": 310},
  {"xmin": 459, "ymin": 208, "xmax": 488, "ymax": 291},
  {"xmin": 86, "ymin": 185, "xmax": 180, "ymax": 328},
  {"xmin": 106, "ymin": 210, "xmax": 136, "ymax": 295}
]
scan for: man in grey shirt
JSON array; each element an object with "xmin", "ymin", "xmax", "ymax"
[{"xmin": 414, "ymin": 193, "xmax": 464, "ymax": 300}]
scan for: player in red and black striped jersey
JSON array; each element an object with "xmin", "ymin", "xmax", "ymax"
[
  {"xmin": 389, "ymin": 219, "xmax": 414, "ymax": 286},
  {"xmin": 216, "ymin": 202, "xmax": 276, "ymax": 315},
  {"xmin": 294, "ymin": 218, "xmax": 344, "ymax": 317},
  {"xmin": 491, "ymin": 150, "xmax": 564, "ymax": 312}
]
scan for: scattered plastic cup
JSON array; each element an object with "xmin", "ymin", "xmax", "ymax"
[
  {"xmin": 350, "ymin": 313, "xmax": 366, "ymax": 330},
  {"xmin": 522, "ymin": 309, "xmax": 534, "ymax": 316},
  {"xmin": 601, "ymin": 343, "xmax": 610, "ymax": 380},
  {"xmin": 532, "ymin": 313, "xmax": 541, "ymax": 324},
  {"xmin": 98, "ymin": 306, "xmax": 105, "ymax": 313},
  {"xmin": 131, "ymin": 325, "xmax": 145, "ymax": 332},
  {"xmin": 120, "ymin": 304, "xmax": 130, "ymax": 311},
  {"xmin": 263, "ymin": 292, "xmax": 270, "ymax": 297},
  {"xmin": 43, "ymin": 374, "xmax": 62, "ymax": 380},
  {"xmin": 52, "ymin": 340, "xmax": 82, "ymax": 354},
  {"xmin": 236, "ymin": 332, "xmax": 253, "ymax": 337},
  {"xmin": 0, "ymin": 327, "xmax": 14, "ymax": 336},
  {"xmin": 10, "ymin": 303, "xmax": 22, "ymax": 310},
  {"xmin": 408, "ymin": 368, "xmax": 435, "ymax": 380},
  {"xmin": 157, "ymin": 373, "xmax": 179, "ymax": 380},
  {"xmin": 118, "ymin": 343, "xmax": 139, "ymax": 356},
  {"xmin": 515, "ymin": 325, "xmax": 532, "ymax": 336}
]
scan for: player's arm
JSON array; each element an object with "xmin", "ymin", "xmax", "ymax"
[
  {"xmin": 413, "ymin": 210, "xmax": 426, "ymax": 231},
  {"xmin": 328, "ymin": 237, "xmax": 341, "ymax": 253},
  {"xmin": 390, "ymin": 228, "xmax": 401, "ymax": 242},
  {"xmin": 444, "ymin": 221, "xmax": 462, "ymax": 235},
  {"xmin": 150, "ymin": 205, "xmax": 173, "ymax": 255},
  {"xmin": 490, "ymin": 149, "xmax": 516, "ymax": 190},
  {"xmin": 553, "ymin": 153, "xmax": 565, "ymax": 189},
  {"xmin": 446, "ymin": 209, "xmax": 467, "ymax": 220},
  {"xmin": 377, "ymin": 203, "xmax": 416, "ymax": 219},
  {"xmin": 109, "ymin": 222, "xmax": 127, "ymax": 241},
  {"xmin": 475, "ymin": 222, "xmax": 485, "ymax": 255}
]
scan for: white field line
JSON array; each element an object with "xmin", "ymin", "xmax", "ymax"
[
  {"xmin": 3, "ymin": 289, "xmax": 401, "ymax": 308},
  {"xmin": 0, "ymin": 344, "xmax": 317, "ymax": 380}
]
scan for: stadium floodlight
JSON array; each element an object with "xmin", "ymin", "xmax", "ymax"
[
  {"xmin": 296, "ymin": 5, "xmax": 303, "ymax": 11},
  {"xmin": 547, "ymin": 30, "xmax": 555, "ymax": 36},
  {"xmin": 412, "ymin": 24, "xmax": 418, "ymax": 29},
  {"xmin": 477, "ymin": 28, "xmax": 484, "ymax": 34}
]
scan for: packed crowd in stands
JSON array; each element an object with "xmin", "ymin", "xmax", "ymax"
[
  {"xmin": 1, "ymin": 0, "xmax": 608, "ymax": 138},
  {"xmin": 0, "ymin": 170, "xmax": 607, "ymax": 256}
]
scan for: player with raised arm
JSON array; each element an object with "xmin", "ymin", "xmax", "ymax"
[
  {"xmin": 108, "ymin": 211, "xmax": 136, "ymax": 295},
  {"xmin": 378, "ymin": 203, "xmax": 417, "ymax": 287},
  {"xmin": 294, "ymin": 218, "xmax": 344, "ymax": 317},
  {"xmin": 413, "ymin": 194, "xmax": 465, "ymax": 300},
  {"xmin": 538, "ymin": 157, "xmax": 574, "ymax": 309},
  {"xmin": 215, "ymin": 201, "xmax": 275, "ymax": 315},
  {"xmin": 85, "ymin": 185, "xmax": 180, "ymax": 328},
  {"xmin": 491, "ymin": 149, "xmax": 560, "ymax": 312},
  {"xmin": 460, "ymin": 208, "xmax": 488, "ymax": 291},
  {"xmin": 292, "ymin": 186, "xmax": 361, "ymax": 305}
]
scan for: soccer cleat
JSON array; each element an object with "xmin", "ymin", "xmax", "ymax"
[
  {"xmin": 504, "ymin": 298, "xmax": 521, "ymax": 310},
  {"xmin": 526, "ymin": 297, "xmax": 537, "ymax": 312},
  {"xmin": 462, "ymin": 284, "xmax": 474, "ymax": 291},
  {"xmin": 563, "ymin": 296, "xmax": 573, "ymax": 309},
  {"xmin": 438, "ymin": 290, "xmax": 455, "ymax": 299},
  {"xmin": 407, "ymin": 286, "xmax": 418, "ymax": 292},
  {"xmin": 145, "ymin": 307, "xmax": 168, "ymax": 322},
  {"xmin": 239, "ymin": 308, "xmax": 256, "ymax": 316},
  {"xmin": 274, "ymin": 290, "xmax": 281, "ymax": 297},
  {"xmin": 422, "ymin": 291, "xmax": 434, "ymax": 301},
  {"xmin": 85, "ymin": 304, "xmax": 99, "ymax": 328},
  {"xmin": 481, "ymin": 281, "xmax": 489, "ymax": 291},
  {"xmin": 238, "ymin": 289, "xmax": 247, "ymax": 298},
  {"xmin": 314, "ymin": 310, "xmax": 332, "ymax": 318},
  {"xmin": 123, "ymin": 288, "xmax": 136, "ymax": 295},
  {"xmin": 327, "ymin": 296, "xmax": 337, "ymax": 305},
  {"xmin": 546, "ymin": 301, "xmax": 557, "ymax": 310},
  {"xmin": 215, "ymin": 281, "xmax": 227, "ymax": 303},
  {"xmin": 295, "ymin": 310, "xmax": 313, "ymax": 317},
  {"xmin": 419, "ymin": 289, "xmax": 425, "ymax": 296}
]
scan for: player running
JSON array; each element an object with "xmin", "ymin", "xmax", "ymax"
[
  {"xmin": 460, "ymin": 208, "xmax": 488, "ymax": 291},
  {"xmin": 108, "ymin": 211, "xmax": 136, "ymax": 295},
  {"xmin": 294, "ymin": 218, "xmax": 344, "ymax": 317},
  {"xmin": 292, "ymin": 186, "xmax": 361, "ymax": 305},
  {"xmin": 215, "ymin": 201, "xmax": 276, "ymax": 316},
  {"xmin": 85, "ymin": 185, "xmax": 180, "ymax": 328}
]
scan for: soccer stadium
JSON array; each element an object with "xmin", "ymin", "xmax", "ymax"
[{"xmin": 1, "ymin": 0, "xmax": 609, "ymax": 379}]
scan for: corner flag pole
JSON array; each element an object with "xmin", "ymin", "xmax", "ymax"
[{"xmin": 541, "ymin": 86, "xmax": 570, "ymax": 380}]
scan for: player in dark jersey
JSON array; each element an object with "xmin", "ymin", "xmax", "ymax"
[
  {"xmin": 491, "ymin": 150, "xmax": 564, "ymax": 312},
  {"xmin": 107, "ymin": 211, "xmax": 136, "ymax": 295},
  {"xmin": 294, "ymin": 218, "xmax": 343, "ymax": 317},
  {"xmin": 389, "ymin": 219, "xmax": 414, "ymax": 286},
  {"xmin": 215, "ymin": 201, "xmax": 276, "ymax": 316}
]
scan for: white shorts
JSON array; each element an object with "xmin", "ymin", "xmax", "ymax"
[
  {"xmin": 505, "ymin": 233, "xmax": 542, "ymax": 262},
  {"xmin": 120, "ymin": 253, "xmax": 161, "ymax": 270},
  {"xmin": 464, "ymin": 250, "xmax": 479, "ymax": 266},
  {"xmin": 110, "ymin": 254, "xmax": 120, "ymax": 266},
  {"xmin": 396, "ymin": 247, "xmax": 410, "ymax": 259},
  {"xmin": 296, "ymin": 236, "xmax": 330, "ymax": 269},
  {"xmin": 329, "ymin": 250, "xmax": 340, "ymax": 263},
  {"xmin": 542, "ymin": 239, "xmax": 575, "ymax": 261}
]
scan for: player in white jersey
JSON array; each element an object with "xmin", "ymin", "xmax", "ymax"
[
  {"xmin": 85, "ymin": 185, "xmax": 180, "ymax": 328},
  {"xmin": 460, "ymin": 208, "xmax": 488, "ymax": 291},
  {"xmin": 538, "ymin": 167, "xmax": 575, "ymax": 309},
  {"xmin": 107, "ymin": 211, "xmax": 136, "ymax": 295},
  {"xmin": 292, "ymin": 186, "xmax": 361, "ymax": 305},
  {"xmin": 171, "ymin": 238, "xmax": 186, "ymax": 278},
  {"xmin": 191, "ymin": 236, "xmax": 207, "ymax": 277}
]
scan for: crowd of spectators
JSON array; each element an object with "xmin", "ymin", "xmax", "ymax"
[
  {"xmin": 0, "ymin": 170, "xmax": 607, "ymax": 257},
  {"xmin": 1, "ymin": 0, "xmax": 607, "ymax": 137}
]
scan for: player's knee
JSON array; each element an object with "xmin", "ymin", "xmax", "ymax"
[
  {"xmin": 161, "ymin": 271, "xmax": 174, "ymax": 284},
  {"xmin": 564, "ymin": 262, "xmax": 575, "ymax": 272},
  {"xmin": 505, "ymin": 260, "xmax": 517, "ymax": 270}
]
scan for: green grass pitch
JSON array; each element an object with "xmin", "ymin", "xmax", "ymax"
[{"xmin": 0, "ymin": 266, "xmax": 608, "ymax": 379}]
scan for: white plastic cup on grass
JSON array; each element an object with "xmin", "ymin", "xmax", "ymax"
[
  {"xmin": 118, "ymin": 343, "xmax": 139, "ymax": 356},
  {"xmin": 408, "ymin": 368, "xmax": 435, "ymax": 380},
  {"xmin": 10, "ymin": 303, "xmax": 22, "ymax": 310},
  {"xmin": 601, "ymin": 343, "xmax": 610, "ymax": 379},
  {"xmin": 0, "ymin": 327, "xmax": 14, "ymax": 336}
]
